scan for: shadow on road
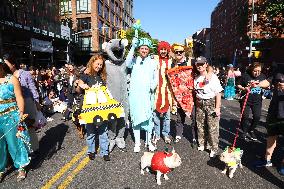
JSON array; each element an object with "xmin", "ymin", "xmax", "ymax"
[{"xmin": 28, "ymin": 123, "xmax": 69, "ymax": 170}]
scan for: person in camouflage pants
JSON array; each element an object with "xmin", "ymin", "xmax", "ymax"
[{"xmin": 194, "ymin": 56, "xmax": 223, "ymax": 158}]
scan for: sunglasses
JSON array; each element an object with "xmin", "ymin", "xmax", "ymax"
[
  {"xmin": 174, "ymin": 51, "xmax": 184, "ymax": 55},
  {"xmin": 196, "ymin": 63, "xmax": 206, "ymax": 67}
]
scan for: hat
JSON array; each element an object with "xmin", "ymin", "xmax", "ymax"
[
  {"xmin": 138, "ymin": 38, "xmax": 153, "ymax": 48},
  {"xmin": 171, "ymin": 43, "xmax": 185, "ymax": 52},
  {"xmin": 195, "ymin": 56, "xmax": 207, "ymax": 64},
  {"xmin": 157, "ymin": 41, "xmax": 171, "ymax": 53},
  {"xmin": 228, "ymin": 64, "xmax": 234, "ymax": 67}
]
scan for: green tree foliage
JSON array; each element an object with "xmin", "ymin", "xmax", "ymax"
[{"xmin": 124, "ymin": 27, "xmax": 159, "ymax": 55}]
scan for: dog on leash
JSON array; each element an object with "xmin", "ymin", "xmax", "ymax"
[
  {"xmin": 219, "ymin": 147, "xmax": 243, "ymax": 178},
  {"xmin": 140, "ymin": 149, "xmax": 182, "ymax": 185}
]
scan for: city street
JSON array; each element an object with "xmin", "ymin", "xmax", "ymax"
[{"xmin": 0, "ymin": 99, "xmax": 283, "ymax": 189}]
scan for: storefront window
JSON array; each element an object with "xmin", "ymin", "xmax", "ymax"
[
  {"xmin": 98, "ymin": 1, "xmax": 103, "ymax": 17},
  {"xmin": 77, "ymin": 0, "xmax": 91, "ymax": 14},
  {"xmin": 77, "ymin": 18, "xmax": 91, "ymax": 31},
  {"xmin": 60, "ymin": 0, "xmax": 72, "ymax": 15}
]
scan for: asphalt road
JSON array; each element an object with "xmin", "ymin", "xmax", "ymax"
[{"xmin": 0, "ymin": 99, "xmax": 283, "ymax": 189}]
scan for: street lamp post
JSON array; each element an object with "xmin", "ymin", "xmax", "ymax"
[{"xmin": 249, "ymin": 0, "xmax": 255, "ymax": 62}]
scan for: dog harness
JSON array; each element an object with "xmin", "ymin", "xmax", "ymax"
[{"xmin": 151, "ymin": 152, "xmax": 173, "ymax": 174}]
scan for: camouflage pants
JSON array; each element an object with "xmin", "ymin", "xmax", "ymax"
[{"xmin": 196, "ymin": 98, "xmax": 219, "ymax": 151}]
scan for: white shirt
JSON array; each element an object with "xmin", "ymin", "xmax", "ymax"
[
  {"xmin": 69, "ymin": 75, "xmax": 74, "ymax": 86},
  {"xmin": 194, "ymin": 74, "xmax": 223, "ymax": 99}
]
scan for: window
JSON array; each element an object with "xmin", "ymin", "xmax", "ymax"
[
  {"xmin": 111, "ymin": 0, "xmax": 115, "ymax": 11},
  {"xmin": 78, "ymin": 36, "xmax": 92, "ymax": 51},
  {"xmin": 104, "ymin": 6, "xmax": 109, "ymax": 20},
  {"xmin": 77, "ymin": 0, "xmax": 91, "ymax": 14},
  {"xmin": 110, "ymin": 12, "xmax": 114, "ymax": 24},
  {"xmin": 77, "ymin": 18, "xmax": 91, "ymax": 31},
  {"xmin": 98, "ymin": 19, "xmax": 104, "ymax": 34},
  {"xmin": 115, "ymin": 15, "xmax": 119, "ymax": 26},
  {"xmin": 104, "ymin": 24, "xmax": 110, "ymax": 38},
  {"xmin": 98, "ymin": 1, "xmax": 103, "ymax": 17},
  {"xmin": 99, "ymin": 36, "xmax": 105, "ymax": 50},
  {"xmin": 61, "ymin": 0, "xmax": 72, "ymax": 15}
]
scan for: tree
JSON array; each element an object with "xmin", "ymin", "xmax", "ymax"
[
  {"xmin": 124, "ymin": 27, "xmax": 159, "ymax": 55},
  {"xmin": 254, "ymin": 0, "xmax": 284, "ymax": 38}
]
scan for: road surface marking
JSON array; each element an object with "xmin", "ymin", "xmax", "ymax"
[
  {"xmin": 41, "ymin": 146, "xmax": 87, "ymax": 189},
  {"xmin": 58, "ymin": 156, "xmax": 90, "ymax": 189}
]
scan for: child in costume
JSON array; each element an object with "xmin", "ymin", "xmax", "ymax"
[{"xmin": 125, "ymin": 37, "xmax": 158, "ymax": 152}]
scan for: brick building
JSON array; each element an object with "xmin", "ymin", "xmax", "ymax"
[
  {"xmin": 211, "ymin": 0, "xmax": 284, "ymax": 69},
  {"xmin": 0, "ymin": 0, "xmax": 71, "ymax": 67},
  {"xmin": 192, "ymin": 28, "xmax": 211, "ymax": 61},
  {"xmin": 61, "ymin": 0, "xmax": 134, "ymax": 63}
]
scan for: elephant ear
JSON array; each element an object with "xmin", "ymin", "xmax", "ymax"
[
  {"xmin": 121, "ymin": 39, "xmax": 128, "ymax": 47},
  {"xmin": 102, "ymin": 42, "xmax": 108, "ymax": 52}
]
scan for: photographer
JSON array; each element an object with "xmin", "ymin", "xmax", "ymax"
[{"xmin": 237, "ymin": 62, "xmax": 270, "ymax": 141}]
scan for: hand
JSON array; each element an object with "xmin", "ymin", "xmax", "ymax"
[
  {"xmin": 277, "ymin": 82, "xmax": 284, "ymax": 91},
  {"xmin": 215, "ymin": 107, "xmax": 221, "ymax": 117},
  {"xmin": 131, "ymin": 37, "xmax": 139, "ymax": 48},
  {"xmin": 80, "ymin": 84, "xmax": 90, "ymax": 90}
]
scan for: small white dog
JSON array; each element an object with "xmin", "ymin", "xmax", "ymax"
[
  {"xmin": 219, "ymin": 147, "xmax": 243, "ymax": 178},
  {"xmin": 140, "ymin": 149, "xmax": 182, "ymax": 185}
]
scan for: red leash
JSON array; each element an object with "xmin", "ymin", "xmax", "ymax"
[{"xmin": 232, "ymin": 88, "xmax": 250, "ymax": 148}]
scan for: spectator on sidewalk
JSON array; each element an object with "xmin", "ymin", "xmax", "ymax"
[{"xmin": 255, "ymin": 69, "xmax": 284, "ymax": 175}]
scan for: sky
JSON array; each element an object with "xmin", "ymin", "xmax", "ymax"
[{"xmin": 133, "ymin": 0, "xmax": 220, "ymax": 44}]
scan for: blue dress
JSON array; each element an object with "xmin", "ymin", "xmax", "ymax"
[
  {"xmin": 224, "ymin": 77, "xmax": 236, "ymax": 99},
  {"xmin": 0, "ymin": 74, "xmax": 30, "ymax": 172}
]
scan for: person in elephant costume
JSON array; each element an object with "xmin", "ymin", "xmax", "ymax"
[{"xmin": 102, "ymin": 38, "xmax": 129, "ymax": 152}]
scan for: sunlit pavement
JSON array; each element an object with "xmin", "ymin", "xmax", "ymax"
[{"xmin": 0, "ymin": 99, "xmax": 283, "ymax": 189}]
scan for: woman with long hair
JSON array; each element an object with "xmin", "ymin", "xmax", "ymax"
[
  {"xmin": 237, "ymin": 62, "xmax": 270, "ymax": 141},
  {"xmin": 76, "ymin": 54, "xmax": 110, "ymax": 161},
  {"xmin": 0, "ymin": 57, "xmax": 30, "ymax": 182},
  {"xmin": 224, "ymin": 64, "xmax": 237, "ymax": 100}
]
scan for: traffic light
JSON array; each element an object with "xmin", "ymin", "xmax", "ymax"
[
  {"xmin": 117, "ymin": 29, "xmax": 126, "ymax": 39},
  {"xmin": 253, "ymin": 51, "xmax": 261, "ymax": 58}
]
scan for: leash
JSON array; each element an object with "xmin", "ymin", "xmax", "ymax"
[{"xmin": 232, "ymin": 88, "xmax": 250, "ymax": 148}]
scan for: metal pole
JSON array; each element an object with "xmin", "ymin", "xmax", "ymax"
[{"xmin": 249, "ymin": 0, "xmax": 255, "ymax": 63}]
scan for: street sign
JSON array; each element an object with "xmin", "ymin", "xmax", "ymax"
[{"xmin": 251, "ymin": 40, "xmax": 261, "ymax": 44}]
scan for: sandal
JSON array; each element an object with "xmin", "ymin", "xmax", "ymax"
[
  {"xmin": 17, "ymin": 168, "xmax": 26, "ymax": 182},
  {"xmin": 0, "ymin": 172, "xmax": 4, "ymax": 183}
]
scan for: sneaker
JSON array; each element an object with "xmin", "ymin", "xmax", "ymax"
[
  {"xmin": 134, "ymin": 144, "xmax": 140, "ymax": 153},
  {"xmin": 47, "ymin": 117, "xmax": 54, "ymax": 122},
  {"xmin": 88, "ymin": 153, "xmax": 95, "ymax": 160},
  {"xmin": 191, "ymin": 139, "xmax": 198, "ymax": 149},
  {"xmin": 279, "ymin": 166, "xmax": 284, "ymax": 176},
  {"xmin": 175, "ymin": 136, "xmax": 182, "ymax": 143},
  {"xmin": 249, "ymin": 131, "xmax": 257, "ymax": 141},
  {"xmin": 241, "ymin": 132, "xmax": 250, "ymax": 141},
  {"xmin": 164, "ymin": 136, "xmax": 171, "ymax": 144},
  {"xmin": 103, "ymin": 155, "xmax": 110, "ymax": 161},
  {"xmin": 209, "ymin": 150, "xmax": 216, "ymax": 158},
  {"xmin": 148, "ymin": 143, "xmax": 157, "ymax": 152},
  {"xmin": 198, "ymin": 146, "xmax": 205, "ymax": 151},
  {"xmin": 255, "ymin": 159, "xmax": 272, "ymax": 167}
]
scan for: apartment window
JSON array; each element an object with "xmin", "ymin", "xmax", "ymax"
[
  {"xmin": 110, "ymin": 12, "xmax": 114, "ymax": 24},
  {"xmin": 60, "ymin": 0, "xmax": 72, "ymax": 15},
  {"xmin": 104, "ymin": 6, "xmax": 109, "ymax": 21},
  {"xmin": 77, "ymin": 18, "xmax": 91, "ymax": 31},
  {"xmin": 111, "ymin": 0, "xmax": 115, "ymax": 11},
  {"xmin": 98, "ymin": 1, "xmax": 103, "ymax": 17},
  {"xmin": 77, "ymin": 0, "xmax": 91, "ymax": 14},
  {"xmin": 104, "ymin": 24, "xmax": 110, "ymax": 38},
  {"xmin": 79, "ymin": 36, "xmax": 92, "ymax": 51},
  {"xmin": 99, "ymin": 35, "xmax": 104, "ymax": 49},
  {"xmin": 98, "ymin": 19, "xmax": 104, "ymax": 34},
  {"xmin": 115, "ymin": 15, "xmax": 119, "ymax": 27}
]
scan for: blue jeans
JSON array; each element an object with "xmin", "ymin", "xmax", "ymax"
[
  {"xmin": 153, "ymin": 110, "xmax": 170, "ymax": 138},
  {"xmin": 85, "ymin": 123, "xmax": 109, "ymax": 156}
]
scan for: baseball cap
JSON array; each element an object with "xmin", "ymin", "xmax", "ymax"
[{"xmin": 195, "ymin": 56, "xmax": 207, "ymax": 64}]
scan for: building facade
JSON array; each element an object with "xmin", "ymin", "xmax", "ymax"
[
  {"xmin": 61, "ymin": 0, "xmax": 134, "ymax": 63},
  {"xmin": 192, "ymin": 28, "xmax": 211, "ymax": 61},
  {"xmin": 211, "ymin": 0, "xmax": 284, "ymax": 68},
  {"xmin": 0, "ymin": 0, "xmax": 72, "ymax": 67}
]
